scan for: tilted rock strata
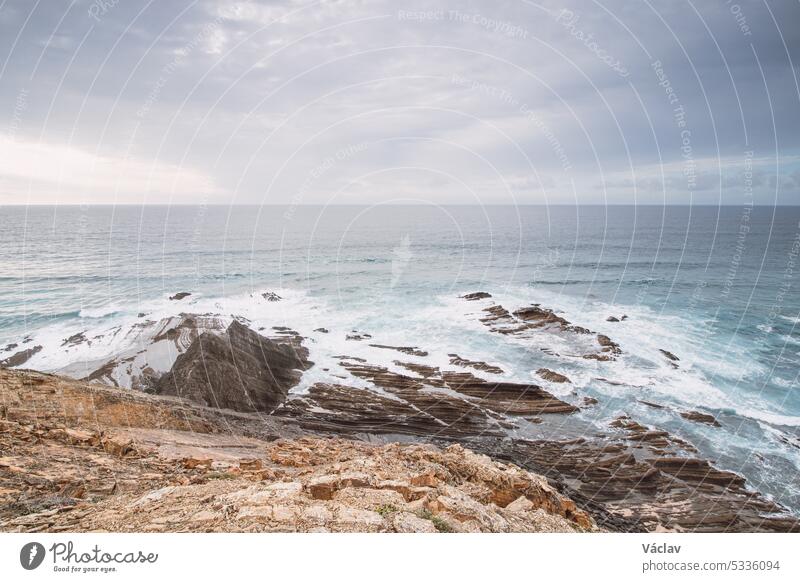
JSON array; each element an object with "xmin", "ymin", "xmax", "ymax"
[
  {"xmin": 0, "ymin": 345, "xmax": 42, "ymax": 368},
  {"xmin": 0, "ymin": 369, "xmax": 594, "ymax": 533},
  {"xmin": 3, "ymin": 293, "xmax": 798, "ymax": 533},
  {"xmin": 156, "ymin": 321, "xmax": 312, "ymax": 413}
]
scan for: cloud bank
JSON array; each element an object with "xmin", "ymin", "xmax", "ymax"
[{"xmin": 0, "ymin": 0, "xmax": 798, "ymax": 204}]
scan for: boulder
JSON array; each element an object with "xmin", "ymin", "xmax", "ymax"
[
  {"xmin": 393, "ymin": 512, "xmax": 437, "ymax": 532},
  {"xmin": 156, "ymin": 321, "xmax": 312, "ymax": 413}
]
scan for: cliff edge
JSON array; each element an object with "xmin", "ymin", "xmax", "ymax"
[{"xmin": 0, "ymin": 368, "xmax": 597, "ymax": 533}]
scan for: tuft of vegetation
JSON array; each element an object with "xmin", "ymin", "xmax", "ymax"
[
  {"xmin": 416, "ymin": 509, "xmax": 454, "ymax": 533},
  {"xmin": 205, "ymin": 471, "xmax": 237, "ymax": 480},
  {"xmin": 375, "ymin": 504, "xmax": 398, "ymax": 517}
]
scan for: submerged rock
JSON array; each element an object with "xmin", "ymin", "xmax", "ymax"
[
  {"xmin": 470, "ymin": 298, "xmax": 621, "ymax": 361},
  {"xmin": 0, "ymin": 345, "xmax": 42, "ymax": 368},
  {"xmin": 461, "ymin": 291, "xmax": 492, "ymax": 301},
  {"xmin": 61, "ymin": 332, "xmax": 88, "ymax": 347},
  {"xmin": 369, "ymin": 344, "xmax": 428, "ymax": 357},
  {"xmin": 448, "ymin": 354, "xmax": 503, "ymax": 374},
  {"xmin": 680, "ymin": 410, "xmax": 721, "ymax": 427},
  {"xmin": 169, "ymin": 292, "xmax": 191, "ymax": 301},
  {"xmin": 536, "ymin": 368, "xmax": 572, "ymax": 383},
  {"xmin": 659, "ymin": 349, "xmax": 680, "ymax": 362}
]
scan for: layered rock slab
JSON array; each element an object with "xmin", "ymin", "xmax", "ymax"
[
  {"xmin": 0, "ymin": 369, "xmax": 595, "ymax": 534},
  {"xmin": 156, "ymin": 321, "xmax": 312, "ymax": 413}
]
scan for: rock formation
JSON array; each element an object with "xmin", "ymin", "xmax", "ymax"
[
  {"xmin": 156, "ymin": 321, "xmax": 312, "ymax": 413},
  {"xmin": 169, "ymin": 292, "xmax": 191, "ymax": 301},
  {"xmin": 0, "ymin": 345, "xmax": 42, "ymax": 368},
  {"xmin": 0, "ymin": 368, "xmax": 596, "ymax": 533},
  {"xmin": 3, "ymin": 291, "xmax": 798, "ymax": 533},
  {"xmin": 536, "ymin": 368, "xmax": 571, "ymax": 383}
]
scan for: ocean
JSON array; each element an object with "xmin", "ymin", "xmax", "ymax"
[{"xmin": 1, "ymin": 204, "xmax": 799, "ymax": 513}]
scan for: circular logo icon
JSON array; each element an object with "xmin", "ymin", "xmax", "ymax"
[{"xmin": 20, "ymin": 542, "xmax": 46, "ymax": 570}]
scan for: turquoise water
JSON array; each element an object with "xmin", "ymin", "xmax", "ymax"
[{"xmin": 1, "ymin": 204, "xmax": 799, "ymax": 511}]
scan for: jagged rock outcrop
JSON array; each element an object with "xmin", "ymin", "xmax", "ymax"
[
  {"xmin": 4, "ymin": 289, "xmax": 798, "ymax": 534},
  {"xmin": 0, "ymin": 345, "xmax": 42, "ymax": 368},
  {"xmin": 0, "ymin": 368, "xmax": 595, "ymax": 533},
  {"xmin": 2, "ymin": 365, "xmax": 798, "ymax": 533},
  {"xmin": 156, "ymin": 321, "xmax": 312, "ymax": 413},
  {"xmin": 448, "ymin": 354, "xmax": 504, "ymax": 374},
  {"xmin": 464, "ymin": 295, "xmax": 622, "ymax": 361}
]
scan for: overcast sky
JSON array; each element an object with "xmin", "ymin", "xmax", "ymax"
[{"xmin": 1, "ymin": 0, "xmax": 799, "ymax": 205}]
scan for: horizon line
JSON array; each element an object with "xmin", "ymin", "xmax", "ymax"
[{"xmin": 2, "ymin": 203, "xmax": 800, "ymax": 208}]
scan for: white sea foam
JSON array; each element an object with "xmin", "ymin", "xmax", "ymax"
[{"xmin": 12, "ymin": 284, "xmax": 800, "ymax": 436}]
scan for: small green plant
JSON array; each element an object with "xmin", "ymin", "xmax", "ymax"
[
  {"xmin": 416, "ymin": 509, "xmax": 454, "ymax": 532},
  {"xmin": 375, "ymin": 504, "xmax": 398, "ymax": 517},
  {"xmin": 430, "ymin": 515, "xmax": 454, "ymax": 533},
  {"xmin": 205, "ymin": 471, "xmax": 236, "ymax": 480}
]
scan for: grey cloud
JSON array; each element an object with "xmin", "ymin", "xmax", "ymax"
[{"xmin": 0, "ymin": 0, "xmax": 798, "ymax": 204}]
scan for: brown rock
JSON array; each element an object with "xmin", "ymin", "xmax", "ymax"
[
  {"xmin": 680, "ymin": 410, "xmax": 721, "ymax": 427},
  {"xmin": 239, "ymin": 459, "xmax": 264, "ymax": 471},
  {"xmin": 448, "ymin": 354, "xmax": 503, "ymax": 374},
  {"xmin": 369, "ymin": 344, "xmax": 428, "ymax": 357},
  {"xmin": 101, "ymin": 434, "xmax": 136, "ymax": 457},
  {"xmin": 306, "ymin": 472, "xmax": 373, "ymax": 500},
  {"xmin": 461, "ymin": 292, "xmax": 492, "ymax": 301},
  {"xmin": 536, "ymin": 368, "xmax": 571, "ymax": 383},
  {"xmin": 182, "ymin": 458, "xmax": 213, "ymax": 470}
]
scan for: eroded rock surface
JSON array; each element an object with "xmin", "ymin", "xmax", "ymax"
[
  {"xmin": 156, "ymin": 321, "xmax": 312, "ymax": 413},
  {"xmin": 0, "ymin": 345, "xmax": 42, "ymax": 368},
  {"xmin": 3, "ymin": 291, "xmax": 797, "ymax": 533},
  {"xmin": 0, "ymin": 369, "xmax": 594, "ymax": 533},
  {"xmin": 464, "ymin": 295, "xmax": 622, "ymax": 361}
]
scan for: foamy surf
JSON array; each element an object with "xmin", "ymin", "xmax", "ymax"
[{"xmin": 4, "ymin": 282, "xmax": 800, "ymax": 516}]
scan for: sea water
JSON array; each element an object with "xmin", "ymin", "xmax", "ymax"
[{"xmin": 0, "ymin": 204, "xmax": 798, "ymax": 513}]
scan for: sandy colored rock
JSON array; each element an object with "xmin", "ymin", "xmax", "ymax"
[
  {"xmin": 1, "ymin": 367, "xmax": 796, "ymax": 534},
  {"xmin": 0, "ymin": 369, "xmax": 598, "ymax": 533}
]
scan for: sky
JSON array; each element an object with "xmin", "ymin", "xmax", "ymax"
[{"xmin": 0, "ymin": 0, "xmax": 799, "ymax": 205}]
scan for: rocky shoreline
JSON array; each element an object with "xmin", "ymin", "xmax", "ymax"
[
  {"xmin": 0, "ymin": 368, "xmax": 596, "ymax": 533},
  {"xmin": 1, "ymin": 291, "xmax": 798, "ymax": 532}
]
